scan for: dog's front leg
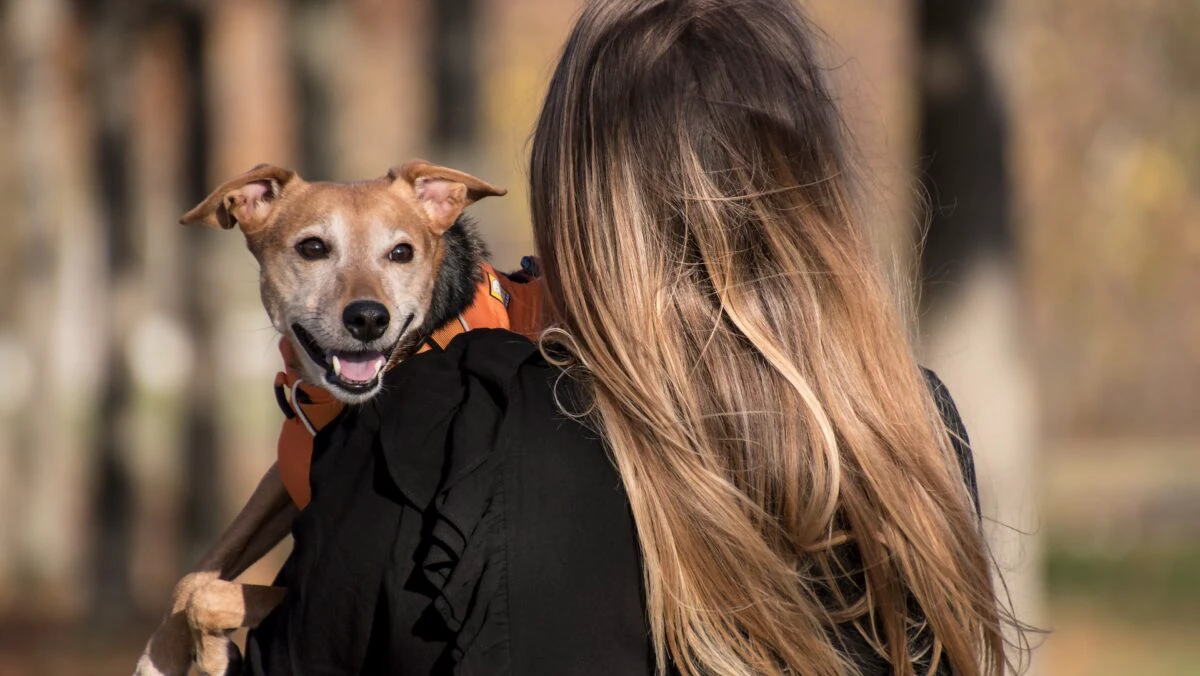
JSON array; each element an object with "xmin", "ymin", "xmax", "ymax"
[
  {"xmin": 194, "ymin": 464, "xmax": 298, "ymax": 579},
  {"xmin": 135, "ymin": 465, "xmax": 296, "ymax": 676}
]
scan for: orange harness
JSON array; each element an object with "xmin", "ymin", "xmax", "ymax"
[{"xmin": 274, "ymin": 262, "xmax": 543, "ymax": 508}]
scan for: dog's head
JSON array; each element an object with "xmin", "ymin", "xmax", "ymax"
[{"xmin": 181, "ymin": 161, "xmax": 506, "ymax": 403}]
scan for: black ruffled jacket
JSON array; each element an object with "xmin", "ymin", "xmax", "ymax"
[{"xmin": 244, "ymin": 329, "xmax": 976, "ymax": 675}]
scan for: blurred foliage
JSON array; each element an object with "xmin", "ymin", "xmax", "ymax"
[
  {"xmin": 1044, "ymin": 537, "xmax": 1200, "ymax": 676},
  {"xmin": 1012, "ymin": 0, "xmax": 1200, "ymax": 436},
  {"xmin": 1047, "ymin": 539, "xmax": 1200, "ymax": 623}
]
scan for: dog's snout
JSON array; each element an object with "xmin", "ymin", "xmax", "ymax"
[{"xmin": 343, "ymin": 300, "xmax": 390, "ymax": 341}]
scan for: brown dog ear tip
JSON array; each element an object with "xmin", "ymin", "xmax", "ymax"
[
  {"xmin": 179, "ymin": 211, "xmax": 204, "ymax": 226},
  {"xmin": 180, "ymin": 211, "xmax": 222, "ymax": 228}
]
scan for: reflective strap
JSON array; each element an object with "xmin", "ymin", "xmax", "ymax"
[{"xmin": 290, "ymin": 378, "xmax": 317, "ymax": 436}]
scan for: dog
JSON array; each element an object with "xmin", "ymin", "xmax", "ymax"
[{"xmin": 133, "ymin": 160, "xmax": 541, "ymax": 676}]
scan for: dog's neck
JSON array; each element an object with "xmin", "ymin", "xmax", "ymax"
[{"xmin": 420, "ymin": 216, "xmax": 489, "ymax": 339}]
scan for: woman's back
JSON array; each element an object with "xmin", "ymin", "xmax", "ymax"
[{"xmin": 245, "ymin": 329, "xmax": 979, "ymax": 675}]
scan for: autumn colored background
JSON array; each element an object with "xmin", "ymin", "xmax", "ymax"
[{"xmin": 0, "ymin": 1, "xmax": 1196, "ymax": 674}]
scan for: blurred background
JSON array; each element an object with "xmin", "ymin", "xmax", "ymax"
[{"xmin": 0, "ymin": 0, "xmax": 1196, "ymax": 674}]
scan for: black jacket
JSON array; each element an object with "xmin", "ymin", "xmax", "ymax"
[{"xmin": 245, "ymin": 329, "xmax": 976, "ymax": 675}]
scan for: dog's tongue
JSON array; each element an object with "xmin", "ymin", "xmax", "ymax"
[{"xmin": 332, "ymin": 352, "xmax": 386, "ymax": 383}]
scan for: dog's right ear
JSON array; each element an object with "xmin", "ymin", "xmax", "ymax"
[{"xmin": 180, "ymin": 164, "xmax": 299, "ymax": 235}]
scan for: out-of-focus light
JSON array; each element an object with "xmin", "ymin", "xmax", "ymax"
[
  {"xmin": 127, "ymin": 313, "xmax": 194, "ymax": 393},
  {"xmin": 0, "ymin": 334, "xmax": 33, "ymax": 414}
]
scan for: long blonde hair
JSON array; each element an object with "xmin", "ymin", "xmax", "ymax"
[{"xmin": 530, "ymin": 1, "xmax": 1018, "ymax": 674}]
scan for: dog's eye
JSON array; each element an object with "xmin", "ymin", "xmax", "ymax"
[
  {"xmin": 296, "ymin": 237, "xmax": 330, "ymax": 260},
  {"xmin": 389, "ymin": 243, "xmax": 414, "ymax": 264}
]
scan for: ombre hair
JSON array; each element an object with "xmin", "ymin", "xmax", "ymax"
[{"xmin": 530, "ymin": 1, "xmax": 1022, "ymax": 674}]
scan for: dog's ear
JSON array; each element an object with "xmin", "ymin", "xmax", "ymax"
[
  {"xmin": 389, "ymin": 160, "xmax": 506, "ymax": 234},
  {"xmin": 180, "ymin": 164, "xmax": 299, "ymax": 235}
]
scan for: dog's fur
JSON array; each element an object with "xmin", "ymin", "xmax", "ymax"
[
  {"xmin": 133, "ymin": 161, "xmax": 504, "ymax": 676},
  {"xmin": 425, "ymin": 218, "xmax": 490, "ymax": 338}
]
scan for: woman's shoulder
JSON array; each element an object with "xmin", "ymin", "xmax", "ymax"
[
  {"xmin": 920, "ymin": 368, "xmax": 968, "ymax": 444},
  {"xmin": 380, "ymin": 329, "xmax": 653, "ymax": 673},
  {"xmin": 405, "ymin": 329, "xmax": 623, "ymax": 512},
  {"xmin": 368, "ymin": 327, "xmax": 625, "ymax": 523},
  {"xmin": 387, "ymin": 327, "xmax": 543, "ymax": 391},
  {"xmin": 362, "ymin": 329, "xmax": 543, "ymax": 505},
  {"xmin": 920, "ymin": 367, "xmax": 979, "ymax": 513},
  {"xmin": 379, "ymin": 327, "xmax": 585, "ymax": 438}
]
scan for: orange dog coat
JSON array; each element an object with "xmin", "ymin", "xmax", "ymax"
[{"xmin": 274, "ymin": 262, "xmax": 544, "ymax": 507}]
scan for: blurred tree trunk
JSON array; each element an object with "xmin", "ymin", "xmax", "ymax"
[
  {"xmin": 87, "ymin": 0, "xmax": 138, "ymax": 624},
  {"xmin": 0, "ymin": 0, "xmax": 24, "ymax": 612},
  {"xmin": 206, "ymin": 0, "xmax": 295, "ymax": 176},
  {"xmin": 6, "ymin": 0, "xmax": 109, "ymax": 618},
  {"xmin": 475, "ymin": 0, "xmax": 583, "ymax": 264},
  {"xmin": 432, "ymin": 0, "xmax": 479, "ymax": 162},
  {"xmin": 916, "ymin": 0, "xmax": 1041, "ymax": 669},
  {"xmin": 291, "ymin": 0, "xmax": 428, "ymax": 179},
  {"xmin": 200, "ymin": 0, "xmax": 296, "ymax": 584},
  {"xmin": 124, "ymin": 11, "xmax": 194, "ymax": 616},
  {"xmin": 178, "ymin": 5, "xmax": 223, "ymax": 576}
]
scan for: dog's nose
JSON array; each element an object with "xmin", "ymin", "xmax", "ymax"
[{"xmin": 343, "ymin": 300, "xmax": 390, "ymax": 342}]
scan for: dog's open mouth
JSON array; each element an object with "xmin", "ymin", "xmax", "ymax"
[{"xmin": 291, "ymin": 322, "xmax": 403, "ymax": 394}]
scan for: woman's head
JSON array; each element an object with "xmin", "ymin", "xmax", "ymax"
[
  {"xmin": 531, "ymin": 1, "xmax": 1017, "ymax": 674},
  {"xmin": 532, "ymin": 0, "xmax": 855, "ymax": 332}
]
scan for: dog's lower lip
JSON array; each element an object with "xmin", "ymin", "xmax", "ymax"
[{"xmin": 323, "ymin": 370, "xmax": 380, "ymax": 393}]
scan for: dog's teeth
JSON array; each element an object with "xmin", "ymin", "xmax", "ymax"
[{"xmin": 331, "ymin": 355, "xmax": 342, "ymax": 377}]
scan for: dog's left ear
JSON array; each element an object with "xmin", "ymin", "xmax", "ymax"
[
  {"xmin": 389, "ymin": 160, "xmax": 507, "ymax": 234},
  {"xmin": 180, "ymin": 163, "xmax": 300, "ymax": 235}
]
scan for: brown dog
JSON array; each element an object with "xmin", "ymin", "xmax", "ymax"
[{"xmin": 133, "ymin": 161, "xmax": 508, "ymax": 676}]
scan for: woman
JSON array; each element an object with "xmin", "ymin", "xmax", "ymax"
[{"xmin": 245, "ymin": 0, "xmax": 1021, "ymax": 674}]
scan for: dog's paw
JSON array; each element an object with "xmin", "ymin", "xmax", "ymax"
[
  {"xmin": 187, "ymin": 579, "xmax": 253, "ymax": 676},
  {"xmin": 173, "ymin": 571, "xmax": 221, "ymax": 611},
  {"xmin": 133, "ymin": 571, "xmax": 222, "ymax": 676},
  {"xmin": 193, "ymin": 631, "xmax": 243, "ymax": 676},
  {"xmin": 186, "ymin": 578, "xmax": 250, "ymax": 633}
]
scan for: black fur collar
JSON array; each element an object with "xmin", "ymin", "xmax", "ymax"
[{"xmin": 419, "ymin": 216, "xmax": 489, "ymax": 338}]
